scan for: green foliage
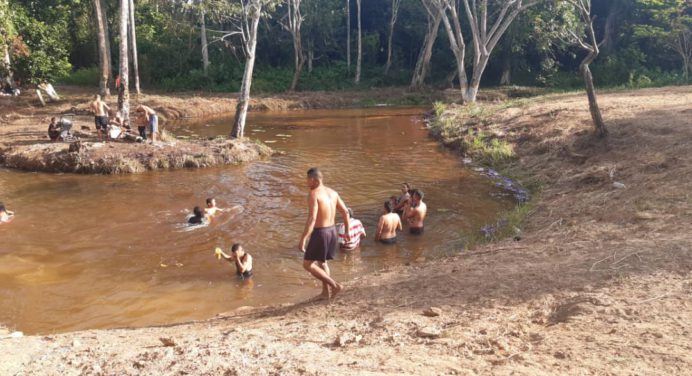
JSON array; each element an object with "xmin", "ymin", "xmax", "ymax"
[
  {"xmin": 10, "ymin": 4, "xmax": 71, "ymax": 84},
  {"xmin": 60, "ymin": 67, "xmax": 99, "ymax": 86}
]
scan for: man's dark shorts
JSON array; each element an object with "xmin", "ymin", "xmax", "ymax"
[
  {"xmin": 94, "ymin": 116, "xmax": 108, "ymax": 131},
  {"xmin": 305, "ymin": 226, "xmax": 338, "ymax": 262},
  {"xmin": 410, "ymin": 227, "xmax": 424, "ymax": 235}
]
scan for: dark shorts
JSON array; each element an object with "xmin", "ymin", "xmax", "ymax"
[
  {"xmin": 305, "ymin": 226, "xmax": 338, "ymax": 262},
  {"xmin": 237, "ymin": 270, "xmax": 253, "ymax": 279},
  {"xmin": 410, "ymin": 227, "xmax": 424, "ymax": 235},
  {"xmin": 138, "ymin": 126, "xmax": 146, "ymax": 139},
  {"xmin": 379, "ymin": 237, "xmax": 397, "ymax": 245},
  {"xmin": 94, "ymin": 116, "xmax": 108, "ymax": 130}
]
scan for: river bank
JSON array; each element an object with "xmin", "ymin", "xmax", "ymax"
[{"xmin": 1, "ymin": 86, "xmax": 691, "ymax": 375}]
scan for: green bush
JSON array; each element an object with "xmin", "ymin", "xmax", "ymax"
[{"xmin": 60, "ymin": 67, "xmax": 100, "ymax": 86}]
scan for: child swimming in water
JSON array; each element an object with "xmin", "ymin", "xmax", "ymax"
[
  {"xmin": 204, "ymin": 198, "xmax": 225, "ymax": 217},
  {"xmin": 0, "ymin": 203, "xmax": 15, "ymax": 223},
  {"xmin": 217, "ymin": 243, "xmax": 253, "ymax": 279},
  {"xmin": 188, "ymin": 206, "xmax": 207, "ymax": 225}
]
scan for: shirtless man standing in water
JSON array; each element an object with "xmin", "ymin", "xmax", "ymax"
[
  {"xmin": 376, "ymin": 201, "xmax": 402, "ymax": 244},
  {"xmin": 299, "ymin": 167, "xmax": 350, "ymax": 299},
  {"xmin": 406, "ymin": 189, "xmax": 427, "ymax": 235},
  {"xmin": 90, "ymin": 95, "xmax": 110, "ymax": 140}
]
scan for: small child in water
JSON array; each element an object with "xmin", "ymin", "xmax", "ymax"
[
  {"xmin": 204, "ymin": 198, "xmax": 224, "ymax": 217},
  {"xmin": 188, "ymin": 206, "xmax": 207, "ymax": 225},
  {"xmin": 217, "ymin": 243, "xmax": 253, "ymax": 279},
  {"xmin": 0, "ymin": 202, "xmax": 15, "ymax": 223}
]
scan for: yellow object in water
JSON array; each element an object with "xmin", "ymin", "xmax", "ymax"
[{"xmin": 215, "ymin": 247, "xmax": 223, "ymax": 260}]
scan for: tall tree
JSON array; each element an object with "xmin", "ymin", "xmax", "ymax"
[
  {"xmin": 434, "ymin": 0, "xmax": 538, "ymax": 103},
  {"xmin": 100, "ymin": 0, "xmax": 113, "ymax": 87},
  {"xmin": 567, "ymin": 0, "xmax": 607, "ymax": 137},
  {"xmin": 231, "ymin": 0, "xmax": 263, "ymax": 138},
  {"xmin": 410, "ymin": 0, "xmax": 442, "ymax": 88},
  {"xmin": 385, "ymin": 0, "xmax": 402, "ymax": 75},
  {"xmin": 283, "ymin": 0, "xmax": 305, "ymax": 91},
  {"xmin": 118, "ymin": 0, "xmax": 130, "ymax": 124},
  {"xmin": 346, "ymin": 0, "xmax": 350, "ymax": 69},
  {"xmin": 200, "ymin": 10, "xmax": 210, "ymax": 74},
  {"xmin": 128, "ymin": 0, "xmax": 140, "ymax": 94},
  {"xmin": 94, "ymin": 0, "xmax": 110, "ymax": 97},
  {"xmin": 0, "ymin": 0, "xmax": 14, "ymax": 85},
  {"xmin": 354, "ymin": 0, "xmax": 361, "ymax": 83}
]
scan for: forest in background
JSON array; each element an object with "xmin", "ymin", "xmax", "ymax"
[{"xmin": 1, "ymin": 0, "xmax": 690, "ymax": 94}]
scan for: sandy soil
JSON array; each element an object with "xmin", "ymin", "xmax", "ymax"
[{"xmin": 1, "ymin": 86, "xmax": 691, "ymax": 375}]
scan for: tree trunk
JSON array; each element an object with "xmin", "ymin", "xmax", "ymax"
[
  {"xmin": 231, "ymin": 1, "xmax": 262, "ymax": 139},
  {"xmin": 200, "ymin": 11, "xmax": 209, "ymax": 75},
  {"xmin": 100, "ymin": 0, "xmax": 113, "ymax": 90},
  {"xmin": 581, "ymin": 62, "xmax": 607, "ymax": 138},
  {"xmin": 355, "ymin": 0, "xmax": 361, "ymax": 83},
  {"xmin": 346, "ymin": 0, "xmax": 350, "ymax": 69},
  {"xmin": 128, "ymin": 0, "xmax": 140, "ymax": 95},
  {"xmin": 2, "ymin": 43, "xmax": 11, "ymax": 85},
  {"xmin": 288, "ymin": 0, "xmax": 305, "ymax": 92},
  {"xmin": 307, "ymin": 42, "xmax": 314, "ymax": 73},
  {"xmin": 118, "ymin": 0, "xmax": 130, "ymax": 124},
  {"xmin": 410, "ymin": 6, "xmax": 441, "ymax": 89},
  {"xmin": 384, "ymin": 0, "xmax": 401, "ymax": 75},
  {"xmin": 94, "ymin": 0, "xmax": 110, "ymax": 97}
]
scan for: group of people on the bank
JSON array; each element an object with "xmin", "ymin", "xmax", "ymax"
[{"xmin": 47, "ymin": 94, "xmax": 159, "ymax": 143}]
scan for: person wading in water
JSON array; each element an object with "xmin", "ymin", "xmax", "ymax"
[{"xmin": 298, "ymin": 167, "xmax": 350, "ymax": 299}]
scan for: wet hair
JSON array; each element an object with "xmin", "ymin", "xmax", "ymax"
[
  {"xmin": 0, "ymin": 203, "xmax": 5, "ymax": 213},
  {"xmin": 231, "ymin": 243, "xmax": 242, "ymax": 252},
  {"xmin": 384, "ymin": 201, "xmax": 393, "ymax": 213},
  {"xmin": 402, "ymin": 182, "xmax": 411, "ymax": 190},
  {"xmin": 307, "ymin": 167, "xmax": 322, "ymax": 179},
  {"xmin": 94, "ymin": 94, "xmax": 100, "ymax": 100},
  {"xmin": 206, "ymin": 198, "xmax": 214, "ymax": 206},
  {"xmin": 412, "ymin": 189, "xmax": 424, "ymax": 200},
  {"xmin": 347, "ymin": 207, "xmax": 354, "ymax": 218},
  {"xmin": 193, "ymin": 206, "xmax": 203, "ymax": 217}
]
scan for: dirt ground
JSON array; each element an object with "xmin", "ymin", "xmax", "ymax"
[{"xmin": 1, "ymin": 86, "xmax": 691, "ymax": 375}]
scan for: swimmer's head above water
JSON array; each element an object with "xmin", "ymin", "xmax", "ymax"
[
  {"xmin": 384, "ymin": 201, "xmax": 393, "ymax": 214},
  {"xmin": 206, "ymin": 198, "xmax": 216, "ymax": 208},
  {"xmin": 193, "ymin": 206, "xmax": 203, "ymax": 217}
]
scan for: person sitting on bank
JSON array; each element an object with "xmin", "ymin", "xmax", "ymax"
[
  {"xmin": 337, "ymin": 207, "xmax": 366, "ymax": 251},
  {"xmin": 136, "ymin": 104, "xmax": 159, "ymax": 143},
  {"xmin": 48, "ymin": 117, "xmax": 63, "ymax": 141},
  {"xmin": 188, "ymin": 206, "xmax": 208, "ymax": 225},
  {"xmin": 393, "ymin": 182, "xmax": 412, "ymax": 216},
  {"xmin": 217, "ymin": 243, "xmax": 253, "ymax": 279},
  {"xmin": 204, "ymin": 198, "xmax": 225, "ymax": 217},
  {"xmin": 405, "ymin": 189, "xmax": 427, "ymax": 235},
  {"xmin": 0, "ymin": 203, "xmax": 15, "ymax": 223},
  {"xmin": 376, "ymin": 201, "xmax": 402, "ymax": 244}
]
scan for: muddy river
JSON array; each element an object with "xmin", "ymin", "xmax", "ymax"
[{"xmin": 0, "ymin": 107, "xmax": 515, "ymax": 334}]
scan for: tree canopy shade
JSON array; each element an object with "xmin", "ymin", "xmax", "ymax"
[{"xmin": 0, "ymin": 0, "xmax": 689, "ymax": 93}]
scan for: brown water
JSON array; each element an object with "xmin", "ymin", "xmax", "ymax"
[{"xmin": 0, "ymin": 107, "xmax": 514, "ymax": 334}]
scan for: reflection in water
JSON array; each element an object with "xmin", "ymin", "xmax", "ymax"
[{"xmin": 0, "ymin": 107, "xmax": 514, "ymax": 334}]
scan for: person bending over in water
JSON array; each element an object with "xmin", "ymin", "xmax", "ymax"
[
  {"xmin": 204, "ymin": 198, "xmax": 224, "ymax": 217},
  {"xmin": 218, "ymin": 243, "xmax": 253, "ymax": 279},
  {"xmin": 376, "ymin": 201, "xmax": 402, "ymax": 244},
  {"xmin": 188, "ymin": 206, "xmax": 207, "ymax": 225},
  {"xmin": 405, "ymin": 189, "xmax": 427, "ymax": 235},
  {"xmin": 0, "ymin": 203, "xmax": 15, "ymax": 223},
  {"xmin": 298, "ymin": 167, "xmax": 350, "ymax": 299},
  {"xmin": 337, "ymin": 208, "xmax": 366, "ymax": 251}
]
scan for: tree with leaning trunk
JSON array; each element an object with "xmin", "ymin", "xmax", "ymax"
[
  {"xmin": 282, "ymin": 0, "xmax": 305, "ymax": 91},
  {"xmin": 346, "ymin": 0, "xmax": 350, "ymax": 69},
  {"xmin": 94, "ymin": 0, "xmax": 110, "ymax": 97},
  {"xmin": 566, "ymin": 0, "xmax": 607, "ymax": 138},
  {"xmin": 410, "ymin": 0, "xmax": 442, "ymax": 88},
  {"xmin": 433, "ymin": 0, "xmax": 539, "ymax": 103},
  {"xmin": 384, "ymin": 0, "xmax": 402, "ymax": 75},
  {"xmin": 231, "ymin": 0, "xmax": 263, "ymax": 138},
  {"xmin": 118, "ymin": 0, "xmax": 130, "ymax": 124}
]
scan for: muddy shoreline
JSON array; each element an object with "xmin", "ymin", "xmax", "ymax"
[{"xmin": 1, "ymin": 86, "xmax": 691, "ymax": 375}]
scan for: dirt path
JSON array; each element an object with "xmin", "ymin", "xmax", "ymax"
[{"xmin": 1, "ymin": 86, "xmax": 691, "ymax": 375}]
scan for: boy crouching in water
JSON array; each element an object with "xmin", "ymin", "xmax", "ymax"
[{"xmin": 218, "ymin": 243, "xmax": 253, "ymax": 279}]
